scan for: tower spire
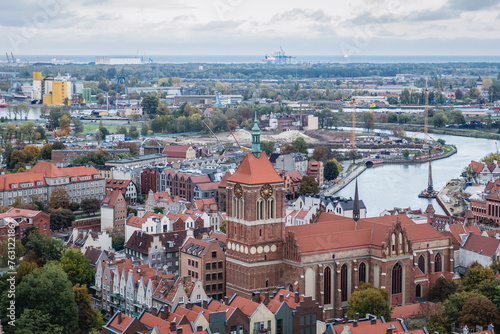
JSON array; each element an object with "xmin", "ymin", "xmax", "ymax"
[
  {"xmin": 252, "ymin": 110, "xmax": 261, "ymax": 158},
  {"xmin": 353, "ymin": 179, "xmax": 360, "ymax": 224}
]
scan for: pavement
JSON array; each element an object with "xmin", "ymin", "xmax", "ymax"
[{"xmin": 323, "ymin": 163, "xmax": 367, "ymax": 195}]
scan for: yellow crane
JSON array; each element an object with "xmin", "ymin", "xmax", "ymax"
[{"xmin": 424, "ymin": 89, "xmax": 429, "ymax": 145}]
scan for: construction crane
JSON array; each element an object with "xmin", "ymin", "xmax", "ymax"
[
  {"xmin": 47, "ymin": 118, "xmax": 60, "ymax": 142},
  {"xmin": 351, "ymin": 97, "xmax": 357, "ymax": 163},
  {"xmin": 5, "ymin": 53, "xmax": 10, "ymax": 64},
  {"xmin": 202, "ymin": 120, "xmax": 224, "ymax": 152},
  {"xmin": 213, "ymin": 91, "xmax": 222, "ymax": 107},
  {"xmin": 226, "ymin": 124, "xmax": 244, "ymax": 150},
  {"xmin": 424, "ymin": 90, "xmax": 428, "ymax": 145},
  {"xmin": 10, "ymin": 52, "xmax": 15, "ymax": 64}
]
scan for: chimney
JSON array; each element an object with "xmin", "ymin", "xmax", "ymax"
[
  {"xmin": 386, "ymin": 328, "xmax": 393, "ymax": 334},
  {"xmin": 371, "ymin": 319, "xmax": 377, "ymax": 325},
  {"xmin": 264, "ymin": 292, "xmax": 270, "ymax": 305},
  {"xmin": 353, "ymin": 321, "xmax": 358, "ymax": 327},
  {"xmin": 224, "ymin": 296, "xmax": 229, "ymax": 305},
  {"xmin": 294, "ymin": 292, "xmax": 299, "ymax": 304},
  {"xmin": 117, "ymin": 312, "xmax": 122, "ymax": 325},
  {"xmin": 202, "ymin": 300, "xmax": 208, "ymax": 309},
  {"xmin": 279, "ymin": 294, "xmax": 284, "ymax": 302},
  {"xmin": 197, "ymin": 325, "xmax": 203, "ymax": 332},
  {"xmin": 160, "ymin": 308, "xmax": 166, "ymax": 319},
  {"xmin": 186, "ymin": 303, "xmax": 193, "ymax": 310},
  {"xmin": 177, "ymin": 328, "xmax": 183, "ymax": 334},
  {"xmin": 355, "ymin": 313, "xmax": 359, "ymax": 321},
  {"xmin": 344, "ymin": 316, "xmax": 348, "ymax": 324},
  {"xmin": 252, "ymin": 291, "xmax": 261, "ymax": 303},
  {"xmin": 170, "ymin": 321, "xmax": 176, "ymax": 331}
]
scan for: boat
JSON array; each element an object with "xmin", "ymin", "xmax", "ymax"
[
  {"xmin": 263, "ymin": 54, "xmax": 277, "ymax": 62},
  {"xmin": 0, "ymin": 98, "xmax": 7, "ymax": 108}
]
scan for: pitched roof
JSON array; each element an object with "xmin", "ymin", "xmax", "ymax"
[
  {"xmin": 218, "ymin": 171, "xmax": 232, "ymax": 188},
  {"xmin": 227, "ymin": 152, "xmax": 284, "ymax": 185},
  {"xmin": 196, "ymin": 182, "xmax": 219, "ymax": 191},
  {"xmin": 0, "ymin": 208, "xmax": 42, "ymax": 219},
  {"xmin": 106, "ymin": 179, "xmax": 131, "ymax": 190},
  {"xmin": 29, "ymin": 161, "xmax": 66, "ymax": 177},
  {"xmin": 470, "ymin": 160, "xmax": 485, "ymax": 173},
  {"xmin": 462, "ymin": 233, "xmax": 500, "ymax": 257},
  {"xmin": 162, "ymin": 144, "xmax": 192, "ymax": 157},
  {"xmin": 392, "ymin": 302, "xmax": 437, "ymax": 320},
  {"xmin": 102, "ymin": 190, "xmax": 123, "ymax": 207},
  {"xmin": 181, "ymin": 238, "xmax": 211, "ymax": 256},
  {"xmin": 229, "ymin": 295, "xmax": 260, "ymax": 317},
  {"xmin": 107, "ymin": 312, "xmax": 133, "ymax": 331}
]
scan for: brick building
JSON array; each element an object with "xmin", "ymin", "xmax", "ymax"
[
  {"xmin": 307, "ymin": 161, "xmax": 324, "ymax": 186},
  {"xmin": 106, "ymin": 179, "xmax": 138, "ymax": 204},
  {"xmin": 101, "ymin": 190, "xmax": 127, "ymax": 233},
  {"xmin": 162, "ymin": 144, "xmax": 197, "ymax": 163},
  {"xmin": 180, "ymin": 237, "xmax": 226, "ymax": 301},
  {"xmin": 160, "ymin": 169, "xmax": 211, "ymax": 202},
  {"xmin": 225, "ymin": 118, "xmax": 454, "ymax": 319},
  {"xmin": 0, "ymin": 208, "xmax": 50, "ymax": 241},
  {"xmin": 141, "ymin": 168, "xmax": 161, "ymax": 195}
]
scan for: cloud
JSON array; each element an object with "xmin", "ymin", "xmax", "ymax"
[{"xmin": 448, "ymin": 0, "xmax": 499, "ymax": 11}]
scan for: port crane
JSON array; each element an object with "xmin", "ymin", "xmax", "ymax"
[{"xmin": 202, "ymin": 119, "xmax": 224, "ymax": 152}]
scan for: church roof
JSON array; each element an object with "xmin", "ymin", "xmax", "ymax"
[{"xmin": 227, "ymin": 152, "xmax": 283, "ymax": 185}]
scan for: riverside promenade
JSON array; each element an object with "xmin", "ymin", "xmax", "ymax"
[{"xmin": 323, "ymin": 164, "xmax": 367, "ymax": 195}]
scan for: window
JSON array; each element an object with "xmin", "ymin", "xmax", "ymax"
[
  {"xmin": 212, "ymin": 273, "xmax": 216, "ymax": 280},
  {"xmin": 324, "ymin": 266, "xmax": 331, "ymax": 305},
  {"xmin": 196, "ymin": 294, "xmax": 201, "ymax": 301},
  {"xmin": 340, "ymin": 264, "xmax": 348, "ymax": 302},
  {"xmin": 434, "ymin": 253, "xmax": 442, "ymax": 272},
  {"xmin": 212, "ymin": 251, "xmax": 217, "ymax": 258},
  {"xmin": 218, "ymin": 272, "xmax": 223, "ymax": 279},
  {"xmin": 206, "ymin": 285, "xmax": 211, "ymax": 291},
  {"xmin": 416, "ymin": 283, "xmax": 421, "ymax": 298},
  {"xmin": 218, "ymin": 261, "xmax": 223, "ymax": 268},
  {"xmin": 212, "ymin": 262, "xmax": 217, "ymax": 269},
  {"xmin": 418, "ymin": 255, "xmax": 426, "ymax": 274},
  {"xmin": 179, "ymin": 297, "xmax": 184, "ymax": 303},
  {"xmin": 359, "ymin": 262, "xmax": 366, "ymax": 283},
  {"xmin": 206, "ymin": 274, "xmax": 210, "ymax": 281},
  {"xmin": 206, "ymin": 263, "xmax": 211, "ymax": 270},
  {"xmin": 392, "ymin": 263, "xmax": 402, "ymax": 294}
]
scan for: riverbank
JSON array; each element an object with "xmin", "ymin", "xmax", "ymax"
[
  {"xmin": 381, "ymin": 145, "xmax": 457, "ymax": 165},
  {"xmin": 324, "ymin": 164, "xmax": 367, "ymax": 195}
]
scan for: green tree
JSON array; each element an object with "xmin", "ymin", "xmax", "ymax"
[
  {"xmin": 52, "ymin": 141, "xmax": 66, "ymax": 150},
  {"xmin": 483, "ymin": 153, "xmax": 500, "ymax": 163},
  {"xmin": 387, "ymin": 95, "xmax": 399, "ymax": 105},
  {"xmin": 387, "ymin": 112, "xmax": 398, "ymax": 123},
  {"xmin": 402, "ymin": 149, "xmax": 410, "ymax": 158},
  {"xmin": 324, "ymin": 161, "xmax": 339, "ymax": 181},
  {"xmin": 311, "ymin": 146, "xmax": 327, "ymax": 161},
  {"xmin": 462, "ymin": 261, "xmax": 495, "ymax": 291},
  {"xmin": 153, "ymin": 206, "xmax": 165, "ymax": 214},
  {"xmin": 141, "ymin": 95, "xmax": 160, "ymax": 114},
  {"xmin": 432, "ymin": 112, "xmax": 448, "ymax": 127},
  {"xmin": 72, "ymin": 150, "xmax": 112, "ymax": 165},
  {"xmin": 72, "ymin": 118, "xmax": 84, "ymax": 135},
  {"xmin": 22, "ymin": 228, "xmax": 65, "ymax": 264},
  {"xmin": 74, "ymin": 284, "xmax": 103, "ymax": 332},
  {"xmin": 80, "ymin": 198, "xmax": 101, "ymax": 216},
  {"xmin": 49, "ymin": 208, "xmax": 75, "ymax": 230},
  {"xmin": 426, "ymin": 276, "xmax": 457, "ymax": 302},
  {"xmin": 0, "ymin": 239, "xmax": 24, "ymax": 267},
  {"xmin": 40, "ymin": 143, "xmax": 53, "ymax": 160},
  {"xmin": 48, "ymin": 108, "xmax": 70, "ymax": 128},
  {"xmin": 398, "ymin": 114, "xmax": 411, "ymax": 124},
  {"xmin": 442, "ymin": 290, "xmax": 485, "ymax": 331},
  {"xmin": 58, "ymin": 249, "xmax": 96, "ymax": 287},
  {"xmin": 459, "ymin": 296, "xmax": 500, "ymax": 329},
  {"xmin": 14, "ymin": 309, "xmax": 64, "ymax": 334},
  {"xmin": 362, "ymin": 111, "xmax": 375, "ymax": 131},
  {"xmin": 299, "ymin": 175, "xmax": 319, "ymax": 195},
  {"xmin": 15, "ymin": 260, "xmax": 39, "ymax": 285},
  {"xmin": 260, "ymin": 141, "xmax": 275, "ymax": 156},
  {"xmin": 117, "ymin": 126, "xmax": 128, "ymax": 135},
  {"xmin": 346, "ymin": 283, "xmax": 391, "ymax": 320},
  {"xmin": 112, "ymin": 235, "xmax": 125, "ymax": 251},
  {"xmin": 128, "ymin": 125, "xmax": 139, "ymax": 138},
  {"xmin": 14, "ymin": 264, "xmax": 78, "ymax": 332},
  {"xmin": 292, "ymin": 137, "xmax": 308, "ymax": 154}
]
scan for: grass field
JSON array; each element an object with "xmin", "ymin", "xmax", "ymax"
[{"xmin": 83, "ymin": 124, "xmax": 142, "ymax": 134}]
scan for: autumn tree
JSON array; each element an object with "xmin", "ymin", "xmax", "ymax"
[
  {"xmin": 459, "ymin": 296, "xmax": 500, "ymax": 329},
  {"xmin": 48, "ymin": 187, "xmax": 70, "ymax": 209},
  {"xmin": 40, "ymin": 143, "xmax": 53, "ymax": 160},
  {"xmin": 227, "ymin": 118, "xmax": 238, "ymax": 131},
  {"xmin": 346, "ymin": 283, "xmax": 391, "ymax": 320},
  {"xmin": 312, "ymin": 146, "xmax": 327, "ymax": 161},
  {"xmin": 74, "ymin": 284, "xmax": 104, "ymax": 332},
  {"xmin": 299, "ymin": 175, "xmax": 319, "ymax": 195},
  {"xmin": 462, "ymin": 261, "xmax": 495, "ymax": 291},
  {"xmin": 59, "ymin": 115, "xmax": 71, "ymax": 134}
]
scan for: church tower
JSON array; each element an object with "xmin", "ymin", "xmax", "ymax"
[{"xmin": 225, "ymin": 113, "xmax": 286, "ymax": 298}]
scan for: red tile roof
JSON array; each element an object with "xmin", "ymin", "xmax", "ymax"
[
  {"xmin": 0, "ymin": 208, "xmax": 42, "ymax": 219},
  {"xmin": 162, "ymin": 144, "xmax": 192, "ymax": 157},
  {"xmin": 228, "ymin": 153, "xmax": 283, "ymax": 185},
  {"xmin": 102, "ymin": 190, "xmax": 122, "ymax": 207},
  {"xmin": 108, "ymin": 313, "xmax": 133, "ymax": 331},
  {"xmin": 331, "ymin": 319, "xmax": 409, "ymax": 334},
  {"xmin": 229, "ymin": 295, "xmax": 260, "ymax": 317},
  {"xmin": 462, "ymin": 233, "xmax": 500, "ymax": 257},
  {"xmin": 470, "ymin": 160, "xmax": 485, "ymax": 173},
  {"xmin": 218, "ymin": 171, "xmax": 232, "ymax": 188},
  {"xmin": 106, "ymin": 179, "xmax": 131, "ymax": 191},
  {"xmin": 196, "ymin": 182, "xmax": 219, "ymax": 191},
  {"xmin": 392, "ymin": 302, "xmax": 437, "ymax": 320}
]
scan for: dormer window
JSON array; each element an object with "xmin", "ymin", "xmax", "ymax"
[
  {"xmin": 36, "ymin": 181, "xmax": 43, "ymax": 186},
  {"xmin": 10, "ymin": 184, "xmax": 18, "ymax": 189},
  {"xmin": 71, "ymin": 177, "xmax": 77, "ymax": 182}
]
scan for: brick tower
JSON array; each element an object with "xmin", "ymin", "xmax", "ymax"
[{"xmin": 225, "ymin": 113, "xmax": 286, "ymax": 298}]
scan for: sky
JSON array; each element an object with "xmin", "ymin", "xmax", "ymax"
[{"xmin": 2, "ymin": 0, "xmax": 500, "ymax": 56}]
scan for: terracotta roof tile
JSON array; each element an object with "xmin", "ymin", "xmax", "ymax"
[
  {"xmin": 108, "ymin": 313, "xmax": 133, "ymax": 331},
  {"xmin": 227, "ymin": 153, "xmax": 283, "ymax": 185},
  {"xmin": 462, "ymin": 233, "xmax": 500, "ymax": 257},
  {"xmin": 392, "ymin": 302, "xmax": 437, "ymax": 319},
  {"xmin": 228, "ymin": 295, "xmax": 260, "ymax": 317}
]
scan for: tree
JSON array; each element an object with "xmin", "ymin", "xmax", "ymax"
[
  {"xmin": 442, "ymin": 290, "xmax": 485, "ymax": 330},
  {"xmin": 35, "ymin": 125, "xmax": 46, "ymax": 140},
  {"xmin": 470, "ymin": 87, "xmax": 481, "ymax": 99},
  {"xmin": 49, "ymin": 208, "xmax": 75, "ymax": 230},
  {"xmin": 22, "ymin": 227, "xmax": 65, "ymax": 264},
  {"xmin": 117, "ymin": 126, "xmax": 128, "ymax": 135},
  {"xmin": 15, "ymin": 264, "xmax": 78, "ymax": 332},
  {"xmin": 282, "ymin": 144, "xmax": 298, "ymax": 154},
  {"xmin": 128, "ymin": 125, "xmax": 139, "ymax": 138},
  {"xmin": 58, "ymin": 249, "xmax": 96, "ymax": 287},
  {"xmin": 59, "ymin": 115, "xmax": 71, "ymax": 134},
  {"xmin": 312, "ymin": 146, "xmax": 327, "ymax": 161},
  {"xmin": 324, "ymin": 161, "xmax": 339, "ymax": 181},
  {"xmin": 9, "ymin": 149, "xmax": 28, "ymax": 169},
  {"xmin": 80, "ymin": 198, "xmax": 101, "ymax": 216},
  {"xmin": 72, "ymin": 118, "xmax": 84, "ymax": 135},
  {"xmin": 72, "ymin": 150, "xmax": 112, "ymax": 165},
  {"xmin": 260, "ymin": 141, "xmax": 275, "ymax": 156},
  {"xmin": 112, "ymin": 235, "xmax": 125, "ymax": 251},
  {"xmin": 483, "ymin": 153, "xmax": 500, "ymax": 163},
  {"xmin": 459, "ymin": 296, "xmax": 500, "ymax": 329},
  {"xmin": 141, "ymin": 95, "xmax": 160, "ymax": 113},
  {"xmin": 292, "ymin": 137, "xmax": 308, "ymax": 154},
  {"xmin": 387, "ymin": 95, "xmax": 399, "ymax": 105},
  {"xmin": 0, "ymin": 239, "xmax": 24, "ymax": 267},
  {"xmin": 40, "ymin": 143, "xmax": 53, "ymax": 160},
  {"xmin": 432, "ymin": 112, "xmax": 448, "ymax": 127},
  {"xmin": 227, "ymin": 118, "xmax": 238, "ymax": 131},
  {"xmin": 48, "ymin": 187, "xmax": 70, "ymax": 209},
  {"xmin": 14, "ymin": 309, "xmax": 64, "ymax": 334},
  {"xmin": 455, "ymin": 89, "xmax": 463, "ymax": 100},
  {"xmin": 153, "ymin": 206, "xmax": 165, "ymax": 214},
  {"xmin": 299, "ymin": 175, "xmax": 319, "ymax": 195},
  {"xmin": 427, "ymin": 276, "xmax": 457, "ymax": 302},
  {"xmin": 48, "ymin": 108, "xmax": 70, "ymax": 128},
  {"xmin": 362, "ymin": 111, "xmax": 375, "ymax": 131},
  {"xmin": 346, "ymin": 283, "xmax": 391, "ymax": 320},
  {"xmin": 15, "ymin": 260, "xmax": 39, "ymax": 285},
  {"xmin": 402, "ymin": 149, "xmax": 410, "ymax": 158},
  {"xmin": 462, "ymin": 261, "xmax": 495, "ymax": 291},
  {"xmin": 449, "ymin": 110, "xmax": 465, "ymax": 125},
  {"xmin": 23, "ymin": 145, "xmax": 40, "ymax": 164},
  {"xmin": 74, "ymin": 284, "xmax": 103, "ymax": 332},
  {"xmin": 398, "ymin": 114, "xmax": 411, "ymax": 124},
  {"xmin": 52, "ymin": 141, "xmax": 66, "ymax": 150}
]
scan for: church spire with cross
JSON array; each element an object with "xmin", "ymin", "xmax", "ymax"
[
  {"xmin": 252, "ymin": 111, "xmax": 261, "ymax": 158},
  {"xmin": 353, "ymin": 179, "xmax": 360, "ymax": 223}
]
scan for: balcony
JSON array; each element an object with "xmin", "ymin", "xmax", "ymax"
[
  {"xmin": 90, "ymin": 284, "xmax": 101, "ymax": 292},
  {"xmin": 133, "ymin": 311, "xmax": 140, "ymax": 317},
  {"xmin": 110, "ymin": 292, "xmax": 125, "ymax": 300},
  {"xmin": 110, "ymin": 302, "xmax": 125, "ymax": 311}
]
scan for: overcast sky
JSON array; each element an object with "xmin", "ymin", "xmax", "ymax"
[{"xmin": 2, "ymin": 0, "xmax": 500, "ymax": 56}]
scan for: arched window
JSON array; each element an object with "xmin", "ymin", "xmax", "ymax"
[
  {"xmin": 416, "ymin": 283, "xmax": 421, "ymax": 298},
  {"xmin": 239, "ymin": 198, "xmax": 244, "ymax": 219},
  {"xmin": 257, "ymin": 198, "xmax": 264, "ymax": 220},
  {"xmin": 259, "ymin": 229, "xmax": 262, "ymax": 237},
  {"xmin": 324, "ymin": 267, "xmax": 332, "ymax": 305},
  {"xmin": 359, "ymin": 262, "xmax": 366, "ymax": 283},
  {"xmin": 232, "ymin": 197, "xmax": 237, "ymax": 219},
  {"xmin": 434, "ymin": 253, "xmax": 442, "ymax": 272},
  {"xmin": 341, "ymin": 264, "xmax": 348, "ymax": 302},
  {"xmin": 399, "ymin": 232, "xmax": 403, "ymax": 254},
  {"xmin": 392, "ymin": 234, "xmax": 396, "ymax": 254},
  {"xmin": 418, "ymin": 255, "xmax": 426, "ymax": 274},
  {"xmin": 267, "ymin": 198, "xmax": 275, "ymax": 219},
  {"xmin": 265, "ymin": 280, "xmax": 269, "ymax": 287},
  {"xmin": 392, "ymin": 263, "xmax": 402, "ymax": 294}
]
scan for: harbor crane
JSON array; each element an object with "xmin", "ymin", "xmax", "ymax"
[{"xmin": 202, "ymin": 119, "xmax": 224, "ymax": 152}]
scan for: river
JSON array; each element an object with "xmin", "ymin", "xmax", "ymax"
[{"xmin": 336, "ymin": 129, "xmax": 498, "ymax": 217}]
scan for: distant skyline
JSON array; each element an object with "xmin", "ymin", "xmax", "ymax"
[{"xmin": 3, "ymin": 0, "xmax": 500, "ymax": 56}]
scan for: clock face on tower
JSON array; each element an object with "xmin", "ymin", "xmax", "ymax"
[
  {"xmin": 260, "ymin": 184, "xmax": 273, "ymax": 199},
  {"xmin": 234, "ymin": 183, "xmax": 243, "ymax": 198}
]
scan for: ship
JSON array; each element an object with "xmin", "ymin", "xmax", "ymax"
[{"xmin": 0, "ymin": 98, "xmax": 7, "ymax": 108}]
